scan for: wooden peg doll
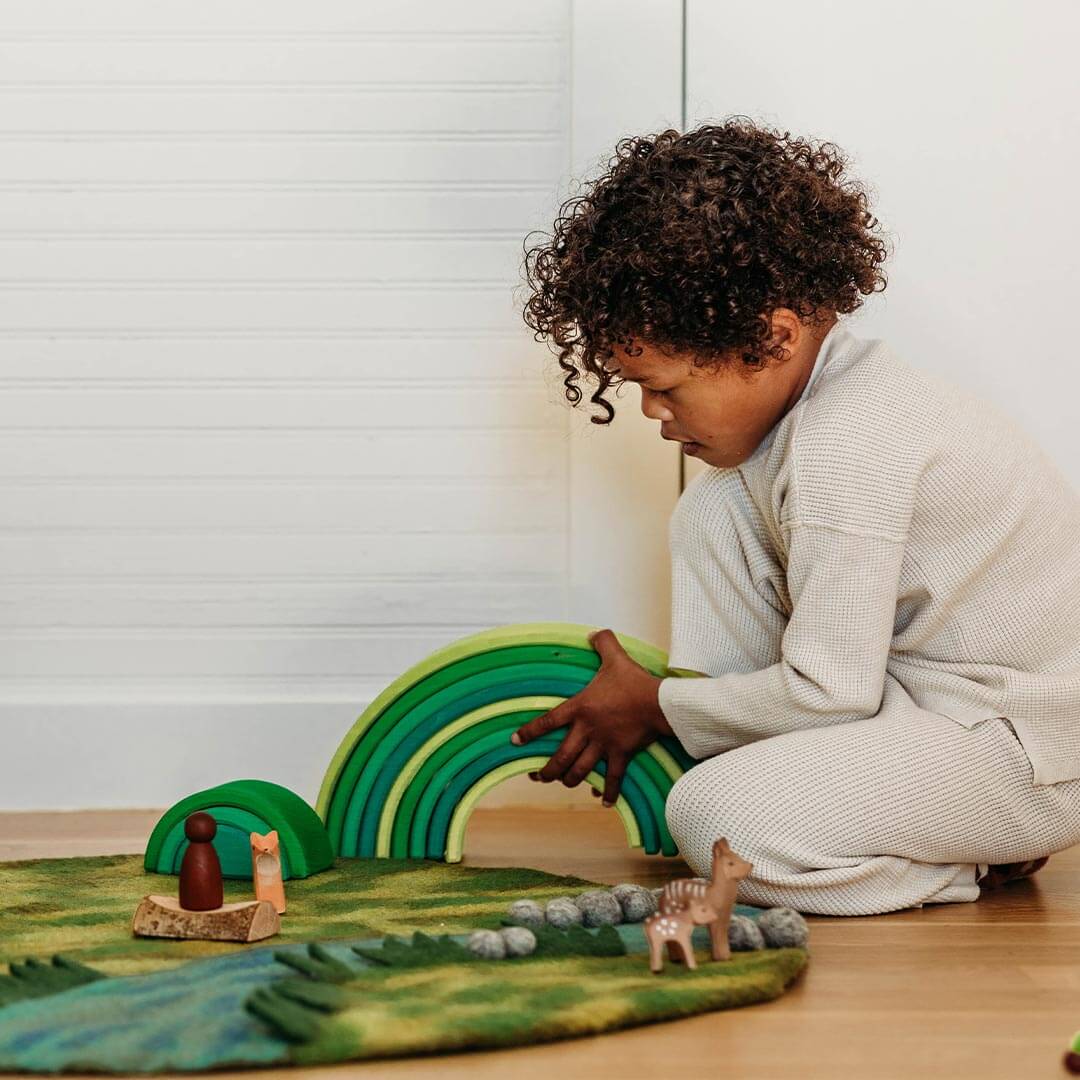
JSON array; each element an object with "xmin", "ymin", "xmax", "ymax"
[{"xmin": 178, "ymin": 812, "xmax": 224, "ymax": 912}]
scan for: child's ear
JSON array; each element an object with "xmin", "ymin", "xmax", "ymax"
[
  {"xmin": 250, "ymin": 830, "xmax": 266, "ymax": 844},
  {"xmin": 266, "ymin": 830, "xmax": 278, "ymax": 844}
]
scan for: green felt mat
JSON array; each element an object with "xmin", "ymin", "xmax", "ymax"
[
  {"xmin": 0, "ymin": 853, "xmax": 602, "ymax": 976},
  {"xmin": 0, "ymin": 854, "xmax": 808, "ymax": 1072}
]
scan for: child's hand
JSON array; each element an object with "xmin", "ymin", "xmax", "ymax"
[{"xmin": 510, "ymin": 628, "xmax": 673, "ymax": 806}]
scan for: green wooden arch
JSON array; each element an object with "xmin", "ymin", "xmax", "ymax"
[
  {"xmin": 144, "ymin": 779, "xmax": 334, "ymax": 880},
  {"xmin": 317, "ymin": 622, "xmax": 705, "ymax": 861}
]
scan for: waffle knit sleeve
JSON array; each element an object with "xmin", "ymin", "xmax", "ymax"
[{"xmin": 657, "ymin": 521, "xmax": 907, "ymax": 759}]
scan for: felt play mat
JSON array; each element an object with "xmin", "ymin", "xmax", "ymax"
[{"xmin": 0, "ymin": 854, "xmax": 808, "ymax": 1073}]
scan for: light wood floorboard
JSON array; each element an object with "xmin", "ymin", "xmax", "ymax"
[{"xmin": 1, "ymin": 808, "xmax": 1075, "ymax": 1079}]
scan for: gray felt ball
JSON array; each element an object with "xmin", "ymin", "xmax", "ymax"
[
  {"xmin": 506, "ymin": 899, "xmax": 545, "ymax": 928},
  {"xmin": 574, "ymin": 889, "xmax": 623, "ymax": 927},
  {"xmin": 727, "ymin": 913, "xmax": 766, "ymax": 951},
  {"xmin": 757, "ymin": 906, "xmax": 809, "ymax": 949},
  {"xmin": 611, "ymin": 883, "xmax": 657, "ymax": 923},
  {"xmin": 468, "ymin": 929, "xmax": 507, "ymax": 959},
  {"xmin": 544, "ymin": 897, "xmax": 583, "ymax": 929},
  {"xmin": 499, "ymin": 926, "xmax": 537, "ymax": 957}
]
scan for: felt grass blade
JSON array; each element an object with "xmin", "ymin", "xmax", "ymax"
[
  {"xmin": 272, "ymin": 943, "xmax": 356, "ymax": 983},
  {"xmin": 245, "ymin": 987, "xmax": 323, "ymax": 1044},
  {"xmin": 272, "ymin": 980, "xmax": 349, "ymax": 1012},
  {"xmin": 353, "ymin": 931, "xmax": 476, "ymax": 969},
  {"xmin": 0, "ymin": 954, "xmax": 107, "ymax": 1009},
  {"xmin": 500, "ymin": 921, "xmax": 628, "ymax": 958}
]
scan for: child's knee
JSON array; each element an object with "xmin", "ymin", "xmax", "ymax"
[
  {"xmin": 664, "ymin": 766, "xmax": 697, "ymax": 849},
  {"xmin": 665, "ymin": 756, "xmax": 760, "ymax": 876}
]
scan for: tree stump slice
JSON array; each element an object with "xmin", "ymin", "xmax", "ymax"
[{"xmin": 132, "ymin": 894, "xmax": 280, "ymax": 942}]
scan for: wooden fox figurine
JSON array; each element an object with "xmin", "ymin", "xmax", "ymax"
[{"xmin": 250, "ymin": 830, "xmax": 286, "ymax": 914}]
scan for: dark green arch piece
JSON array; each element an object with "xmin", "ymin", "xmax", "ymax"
[
  {"xmin": 158, "ymin": 805, "xmax": 286, "ymax": 880},
  {"xmin": 144, "ymin": 779, "xmax": 333, "ymax": 880}
]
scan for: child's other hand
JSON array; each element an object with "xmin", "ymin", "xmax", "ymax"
[{"xmin": 510, "ymin": 628, "xmax": 673, "ymax": 806}]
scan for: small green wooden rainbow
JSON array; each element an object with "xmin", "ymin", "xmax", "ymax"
[
  {"xmin": 316, "ymin": 622, "xmax": 705, "ymax": 862},
  {"xmin": 144, "ymin": 779, "xmax": 334, "ymax": 880}
]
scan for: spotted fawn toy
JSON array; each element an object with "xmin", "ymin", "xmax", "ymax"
[{"xmin": 644, "ymin": 837, "xmax": 753, "ymax": 973}]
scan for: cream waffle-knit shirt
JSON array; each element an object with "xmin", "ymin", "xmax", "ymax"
[{"xmin": 657, "ymin": 320, "xmax": 1080, "ymax": 786}]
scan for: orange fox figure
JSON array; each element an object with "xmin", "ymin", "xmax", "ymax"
[{"xmin": 250, "ymin": 830, "xmax": 286, "ymax": 914}]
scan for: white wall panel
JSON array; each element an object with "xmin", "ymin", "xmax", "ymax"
[
  {"xmin": 683, "ymin": 0, "xmax": 1080, "ymax": 490},
  {"xmin": 0, "ymin": 478, "xmax": 562, "ymax": 531},
  {"xmin": 565, "ymin": 0, "xmax": 684, "ymax": 643},
  {"xmin": 0, "ymin": 191, "xmax": 555, "ymax": 233},
  {"xmin": 0, "ymin": 0, "xmax": 583, "ymax": 809},
  {"xmin": 0, "ymin": 387, "xmax": 560, "ymax": 429},
  {"xmin": 1, "ymin": 0, "xmax": 687, "ymax": 812},
  {"xmin": 0, "ymin": 95, "xmax": 566, "ymax": 133}
]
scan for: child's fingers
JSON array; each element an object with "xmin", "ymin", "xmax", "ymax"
[
  {"xmin": 511, "ymin": 699, "xmax": 575, "ymax": 746},
  {"xmin": 561, "ymin": 744, "xmax": 602, "ymax": 788},
  {"xmin": 601, "ymin": 755, "xmax": 627, "ymax": 807},
  {"xmin": 533, "ymin": 726, "xmax": 588, "ymax": 783}
]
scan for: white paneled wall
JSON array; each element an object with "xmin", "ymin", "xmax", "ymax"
[
  {"xmin": 682, "ymin": 0, "xmax": 1080, "ymax": 492},
  {"xmin": 0, "ymin": 1, "xmax": 587, "ymax": 808}
]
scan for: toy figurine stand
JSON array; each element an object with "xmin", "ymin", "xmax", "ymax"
[{"xmin": 132, "ymin": 895, "xmax": 280, "ymax": 943}]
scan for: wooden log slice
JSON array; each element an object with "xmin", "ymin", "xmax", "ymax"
[{"xmin": 132, "ymin": 894, "xmax": 280, "ymax": 942}]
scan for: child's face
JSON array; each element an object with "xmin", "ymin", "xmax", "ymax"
[{"xmin": 606, "ymin": 311, "xmax": 834, "ymax": 469}]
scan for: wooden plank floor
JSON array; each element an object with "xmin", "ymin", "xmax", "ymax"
[{"xmin": 2, "ymin": 807, "xmax": 1077, "ymax": 1079}]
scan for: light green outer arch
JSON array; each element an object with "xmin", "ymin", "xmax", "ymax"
[
  {"xmin": 316, "ymin": 621, "xmax": 681, "ymax": 821},
  {"xmin": 443, "ymin": 757, "xmax": 640, "ymax": 864},
  {"xmin": 374, "ymin": 695, "xmax": 685, "ymax": 857}
]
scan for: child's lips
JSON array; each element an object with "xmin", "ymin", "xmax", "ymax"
[{"xmin": 663, "ymin": 433, "xmax": 703, "ymax": 454}]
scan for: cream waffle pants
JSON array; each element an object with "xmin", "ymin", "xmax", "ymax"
[
  {"xmin": 662, "ymin": 480, "xmax": 1080, "ymax": 917},
  {"xmin": 665, "ymin": 689, "xmax": 1080, "ymax": 915}
]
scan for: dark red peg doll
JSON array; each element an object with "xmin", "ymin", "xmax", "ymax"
[{"xmin": 178, "ymin": 811, "xmax": 224, "ymax": 911}]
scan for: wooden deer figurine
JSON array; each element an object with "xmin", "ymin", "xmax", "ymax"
[
  {"xmin": 644, "ymin": 837, "xmax": 753, "ymax": 973},
  {"xmin": 644, "ymin": 895, "xmax": 718, "ymax": 973}
]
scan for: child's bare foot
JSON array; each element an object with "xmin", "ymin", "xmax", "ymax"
[{"xmin": 978, "ymin": 856, "xmax": 1050, "ymax": 890}]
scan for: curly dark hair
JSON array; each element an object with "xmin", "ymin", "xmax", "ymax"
[{"xmin": 518, "ymin": 116, "xmax": 892, "ymax": 425}]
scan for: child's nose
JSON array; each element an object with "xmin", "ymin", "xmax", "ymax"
[{"xmin": 640, "ymin": 390, "xmax": 675, "ymax": 422}]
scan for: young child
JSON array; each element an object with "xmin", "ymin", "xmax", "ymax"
[{"xmin": 511, "ymin": 118, "xmax": 1080, "ymax": 916}]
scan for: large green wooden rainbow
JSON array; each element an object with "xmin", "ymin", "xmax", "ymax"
[{"xmin": 316, "ymin": 622, "xmax": 705, "ymax": 862}]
